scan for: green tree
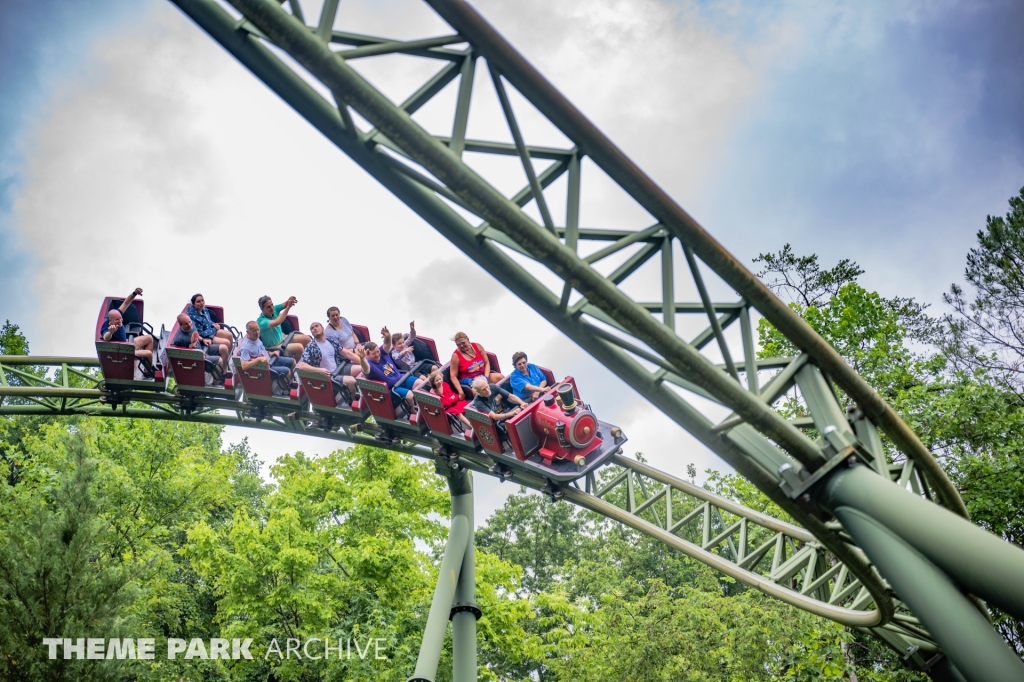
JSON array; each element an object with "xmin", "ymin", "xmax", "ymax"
[
  {"xmin": 0, "ymin": 434, "xmax": 137, "ymax": 682},
  {"xmin": 0, "ymin": 415, "xmax": 250, "ymax": 681},
  {"xmin": 0, "ymin": 320, "xmax": 30, "ymax": 355},
  {"xmin": 185, "ymin": 446, "xmax": 532, "ymax": 682},
  {"xmin": 934, "ymin": 186, "xmax": 1024, "ymax": 397},
  {"xmin": 756, "ymin": 243, "xmax": 1024, "ymax": 657}
]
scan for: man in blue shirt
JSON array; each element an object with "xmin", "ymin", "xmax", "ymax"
[
  {"xmin": 356, "ymin": 341, "xmax": 420, "ymax": 410},
  {"xmin": 509, "ymin": 351, "xmax": 549, "ymax": 402},
  {"xmin": 99, "ymin": 287, "xmax": 155, "ymax": 366}
]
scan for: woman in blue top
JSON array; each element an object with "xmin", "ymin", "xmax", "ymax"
[
  {"xmin": 187, "ymin": 294, "xmax": 235, "ymax": 347},
  {"xmin": 509, "ymin": 351, "xmax": 549, "ymax": 402}
]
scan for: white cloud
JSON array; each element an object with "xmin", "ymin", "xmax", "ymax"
[{"xmin": 6, "ymin": 0, "xmax": 787, "ymax": 522}]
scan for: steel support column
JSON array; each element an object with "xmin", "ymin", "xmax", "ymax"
[
  {"xmin": 820, "ymin": 465, "xmax": 1024, "ymax": 622},
  {"xmin": 408, "ymin": 469, "xmax": 477, "ymax": 682},
  {"xmin": 825, "ymin": 489, "xmax": 1024, "ymax": 681},
  {"xmin": 450, "ymin": 470, "xmax": 478, "ymax": 682}
]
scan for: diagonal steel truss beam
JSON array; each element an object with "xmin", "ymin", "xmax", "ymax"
[
  {"xmin": 0, "ymin": 359, "xmax": 905, "ymax": 631},
  {"xmin": 76, "ymin": 0, "xmax": 1024, "ymax": 677}
]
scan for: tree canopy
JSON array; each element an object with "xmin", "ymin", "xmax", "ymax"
[{"xmin": 3, "ymin": 187, "xmax": 1024, "ymax": 679}]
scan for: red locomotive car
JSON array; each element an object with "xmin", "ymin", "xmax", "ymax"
[{"xmin": 462, "ymin": 378, "xmax": 626, "ymax": 483}]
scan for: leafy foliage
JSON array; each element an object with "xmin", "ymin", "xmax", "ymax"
[
  {"xmin": 0, "ymin": 320, "xmax": 30, "ymax": 355},
  {"xmin": 756, "ymin": 233, "xmax": 1024, "ymax": 657},
  {"xmin": 932, "ymin": 186, "xmax": 1024, "ymax": 397},
  {"xmin": 754, "ymin": 244, "xmax": 865, "ymax": 307}
]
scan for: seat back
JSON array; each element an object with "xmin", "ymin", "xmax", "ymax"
[
  {"xmin": 297, "ymin": 369, "xmax": 338, "ymax": 409},
  {"xmin": 464, "ymin": 407, "xmax": 505, "ymax": 455},
  {"xmin": 352, "ymin": 324, "xmax": 370, "ymax": 344},
  {"xmin": 232, "ymin": 356, "xmax": 275, "ymax": 397},
  {"xmin": 281, "ymin": 314, "xmax": 300, "ymax": 336},
  {"xmin": 95, "ymin": 296, "xmax": 137, "ymax": 381},
  {"xmin": 413, "ymin": 390, "xmax": 452, "ymax": 436},
  {"xmin": 487, "ymin": 351, "xmax": 500, "ymax": 374},
  {"xmin": 413, "ymin": 336, "xmax": 439, "ymax": 362},
  {"xmin": 207, "ymin": 306, "xmax": 225, "ymax": 324},
  {"xmin": 167, "ymin": 347, "xmax": 207, "ymax": 387},
  {"xmin": 357, "ymin": 378, "xmax": 398, "ymax": 421},
  {"xmin": 96, "ymin": 341, "xmax": 136, "ymax": 381}
]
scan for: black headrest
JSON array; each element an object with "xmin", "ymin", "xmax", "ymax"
[
  {"xmin": 207, "ymin": 308, "xmax": 221, "ymax": 324},
  {"xmin": 354, "ymin": 327, "xmax": 367, "ymax": 343},
  {"xmin": 110, "ymin": 300, "xmax": 142, "ymax": 325}
]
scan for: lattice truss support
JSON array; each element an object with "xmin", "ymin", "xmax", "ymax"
[
  {"xmin": 0, "ymin": 357, "xmax": 975, "ymax": 674},
  {"xmin": 10, "ymin": 0, "xmax": 1024, "ymax": 677}
]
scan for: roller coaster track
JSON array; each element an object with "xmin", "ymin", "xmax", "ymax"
[
  {"xmin": 0, "ymin": 356, "xmax": 938, "ymax": 666},
  {"xmin": 6, "ymin": 0, "xmax": 1024, "ymax": 678}
]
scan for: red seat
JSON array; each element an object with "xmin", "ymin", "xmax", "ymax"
[
  {"xmin": 232, "ymin": 356, "xmax": 297, "ymax": 409},
  {"xmin": 464, "ymin": 407, "xmax": 506, "ymax": 456},
  {"xmin": 413, "ymin": 389, "xmax": 453, "ymax": 436},
  {"xmin": 357, "ymin": 377, "xmax": 398, "ymax": 422},
  {"xmin": 94, "ymin": 295, "xmax": 164, "ymax": 389},
  {"xmin": 232, "ymin": 356, "xmax": 275, "ymax": 398},
  {"xmin": 166, "ymin": 304, "xmax": 235, "ymax": 392}
]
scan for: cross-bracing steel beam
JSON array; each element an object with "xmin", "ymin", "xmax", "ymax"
[
  {"xmin": 60, "ymin": 0, "xmax": 1024, "ymax": 676},
  {"xmin": 0, "ymin": 358, "xmax": 925, "ymax": 658}
]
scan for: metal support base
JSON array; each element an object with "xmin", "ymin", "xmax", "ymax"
[{"xmin": 408, "ymin": 468, "xmax": 478, "ymax": 682}]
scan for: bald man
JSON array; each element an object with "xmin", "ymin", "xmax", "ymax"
[
  {"xmin": 100, "ymin": 287, "xmax": 154, "ymax": 365},
  {"xmin": 170, "ymin": 313, "xmax": 227, "ymax": 377}
]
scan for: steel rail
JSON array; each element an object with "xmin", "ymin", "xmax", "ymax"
[
  {"xmin": 421, "ymin": 0, "xmax": 966, "ymax": 520},
  {"xmin": 226, "ymin": 0, "xmax": 832, "ymax": 473},
  {"xmin": 167, "ymin": 0, "xmax": 895, "ymax": 630},
  {"xmin": 0, "ymin": 359, "xmax": 898, "ymax": 630}
]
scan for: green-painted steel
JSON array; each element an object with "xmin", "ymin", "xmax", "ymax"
[
  {"xmin": 450, "ymin": 472, "xmax": 478, "ymax": 682},
  {"xmin": 820, "ymin": 465, "xmax": 1024, "ymax": 623},
  {"xmin": 11, "ymin": 0, "xmax": 1021, "ymax": 675},
  {"xmin": 169, "ymin": 0, "xmax": 894, "ymax": 635},
  {"xmin": 830, "ymin": 500, "xmax": 1023, "ymax": 681},
  {"xmin": 410, "ymin": 512, "xmax": 469, "ymax": 682}
]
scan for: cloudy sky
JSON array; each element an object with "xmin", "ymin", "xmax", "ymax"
[{"xmin": 2, "ymin": 0, "xmax": 1022, "ymax": 522}]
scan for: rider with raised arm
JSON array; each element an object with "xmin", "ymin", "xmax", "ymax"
[
  {"xmin": 257, "ymin": 295, "xmax": 310, "ymax": 362},
  {"xmin": 100, "ymin": 287, "xmax": 155, "ymax": 366},
  {"xmin": 381, "ymin": 321, "xmax": 418, "ymax": 372},
  {"xmin": 356, "ymin": 341, "xmax": 420, "ymax": 410}
]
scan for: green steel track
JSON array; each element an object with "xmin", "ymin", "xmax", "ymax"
[
  {"xmin": 0, "ymin": 356, "xmax": 939, "ymax": 665},
  {"xmin": 7, "ymin": 0, "xmax": 1024, "ymax": 678}
]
